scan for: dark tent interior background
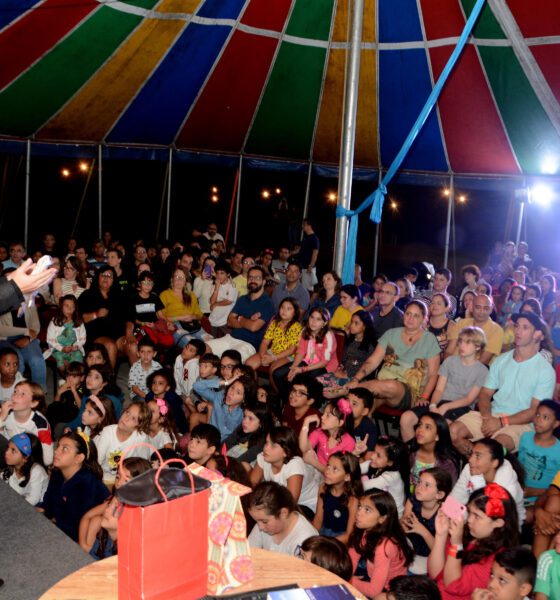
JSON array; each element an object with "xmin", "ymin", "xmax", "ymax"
[{"xmin": 1, "ymin": 0, "xmax": 559, "ymax": 273}]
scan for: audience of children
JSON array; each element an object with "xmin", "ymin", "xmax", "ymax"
[{"xmin": 2, "ymin": 245, "xmax": 560, "ymax": 600}]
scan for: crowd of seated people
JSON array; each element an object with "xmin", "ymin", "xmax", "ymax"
[{"xmin": 1, "ymin": 229, "xmax": 560, "ymax": 600}]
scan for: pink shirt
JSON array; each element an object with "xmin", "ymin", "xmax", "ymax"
[
  {"xmin": 308, "ymin": 429, "xmax": 355, "ymax": 465},
  {"xmin": 349, "ymin": 538, "xmax": 408, "ymax": 597},
  {"xmin": 297, "ymin": 331, "xmax": 338, "ymax": 372}
]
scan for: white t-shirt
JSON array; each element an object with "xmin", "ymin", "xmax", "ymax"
[
  {"xmin": 7, "ymin": 463, "xmax": 49, "ymax": 505},
  {"xmin": 248, "ymin": 512, "xmax": 318, "ymax": 556},
  {"xmin": 451, "ymin": 460, "xmax": 526, "ymax": 526},
  {"xmin": 256, "ymin": 453, "xmax": 319, "ymax": 512},
  {"xmin": 95, "ymin": 425, "xmax": 150, "ymax": 483},
  {"xmin": 174, "ymin": 356, "xmax": 199, "ymax": 398},
  {"xmin": 149, "ymin": 429, "xmax": 175, "ymax": 450},
  {"xmin": 209, "ymin": 281, "xmax": 238, "ymax": 327},
  {"xmin": 0, "ymin": 372, "xmax": 24, "ymax": 404},
  {"xmin": 360, "ymin": 463, "xmax": 406, "ymax": 518}
]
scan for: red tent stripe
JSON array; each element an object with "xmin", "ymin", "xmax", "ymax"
[
  {"xmin": 0, "ymin": 0, "xmax": 98, "ymax": 92},
  {"xmin": 177, "ymin": 0, "xmax": 291, "ymax": 151},
  {"xmin": 419, "ymin": 0, "xmax": 520, "ymax": 174}
]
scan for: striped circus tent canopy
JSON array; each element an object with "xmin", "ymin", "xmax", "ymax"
[{"xmin": 1, "ymin": 0, "xmax": 560, "ymax": 178}]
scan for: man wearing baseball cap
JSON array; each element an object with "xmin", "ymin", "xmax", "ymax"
[{"xmin": 450, "ymin": 312, "xmax": 556, "ymax": 454}]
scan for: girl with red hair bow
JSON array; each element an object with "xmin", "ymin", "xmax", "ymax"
[
  {"xmin": 299, "ymin": 398, "xmax": 355, "ymax": 474},
  {"xmin": 428, "ymin": 484, "xmax": 520, "ymax": 600}
]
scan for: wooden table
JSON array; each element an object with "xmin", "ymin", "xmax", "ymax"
[{"xmin": 39, "ymin": 548, "xmax": 366, "ymax": 599}]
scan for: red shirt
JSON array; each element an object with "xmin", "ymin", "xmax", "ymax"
[{"xmin": 282, "ymin": 405, "xmax": 321, "ymax": 436}]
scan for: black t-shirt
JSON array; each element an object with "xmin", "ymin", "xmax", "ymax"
[
  {"xmin": 128, "ymin": 292, "xmax": 164, "ymax": 324},
  {"xmin": 371, "ymin": 306, "xmax": 403, "ymax": 341},
  {"xmin": 297, "ymin": 233, "xmax": 320, "ymax": 268},
  {"xmin": 78, "ymin": 288, "xmax": 126, "ymax": 340}
]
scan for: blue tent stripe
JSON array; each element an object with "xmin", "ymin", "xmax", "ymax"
[
  {"xmin": 107, "ymin": 23, "xmax": 231, "ymax": 145},
  {"xmin": 0, "ymin": 0, "xmax": 41, "ymax": 31},
  {"xmin": 379, "ymin": 49, "xmax": 447, "ymax": 172},
  {"xmin": 378, "ymin": 0, "xmax": 423, "ymax": 42},
  {"xmin": 196, "ymin": 0, "xmax": 245, "ymax": 19}
]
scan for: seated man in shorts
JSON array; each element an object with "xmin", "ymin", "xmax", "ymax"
[{"xmin": 449, "ymin": 312, "xmax": 555, "ymax": 455}]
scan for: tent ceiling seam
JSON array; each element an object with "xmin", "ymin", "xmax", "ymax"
[{"xmin": 487, "ymin": 0, "xmax": 560, "ymax": 139}]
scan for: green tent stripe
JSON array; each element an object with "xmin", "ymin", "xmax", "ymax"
[
  {"xmin": 0, "ymin": 4, "xmax": 156, "ymax": 136},
  {"xmin": 285, "ymin": 0, "xmax": 334, "ymax": 40},
  {"xmin": 461, "ymin": 0, "xmax": 505, "ymax": 39},
  {"xmin": 477, "ymin": 46, "xmax": 560, "ymax": 172},
  {"xmin": 245, "ymin": 42, "xmax": 326, "ymax": 159}
]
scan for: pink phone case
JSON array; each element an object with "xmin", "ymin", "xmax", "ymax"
[{"xmin": 441, "ymin": 496, "xmax": 467, "ymax": 521}]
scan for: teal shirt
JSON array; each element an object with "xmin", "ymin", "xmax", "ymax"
[
  {"xmin": 536, "ymin": 549, "xmax": 560, "ymax": 599},
  {"xmin": 484, "ymin": 350, "xmax": 555, "ymax": 415}
]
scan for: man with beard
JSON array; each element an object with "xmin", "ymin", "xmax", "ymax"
[{"xmin": 207, "ymin": 266, "xmax": 275, "ymax": 362}]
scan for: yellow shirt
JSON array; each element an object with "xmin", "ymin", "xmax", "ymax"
[
  {"xmin": 329, "ymin": 305, "xmax": 361, "ymax": 331},
  {"xmin": 449, "ymin": 317, "xmax": 504, "ymax": 357},
  {"xmin": 159, "ymin": 289, "xmax": 202, "ymax": 320},
  {"xmin": 264, "ymin": 320, "xmax": 303, "ymax": 356},
  {"xmin": 233, "ymin": 274, "xmax": 248, "ymax": 297}
]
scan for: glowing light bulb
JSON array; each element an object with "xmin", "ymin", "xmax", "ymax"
[
  {"xmin": 262, "ymin": 190, "xmax": 270, "ymax": 199},
  {"xmin": 61, "ymin": 168, "xmax": 71, "ymax": 178}
]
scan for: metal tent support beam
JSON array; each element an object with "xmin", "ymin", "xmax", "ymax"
[
  {"xmin": 443, "ymin": 176, "xmax": 454, "ymax": 268},
  {"xmin": 302, "ymin": 162, "xmax": 313, "ymax": 222},
  {"xmin": 24, "ymin": 140, "xmax": 31, "ymax": 249},
  {"xmin": 333, "ymin": 0, "xmax": 364, "ymax": 275},
  {"xmin": 165, "ymin": 147, "xmax": 173, "ymax": 240},
  {"xmin": 515, "ymin": 198, "xmax": 526, "ymax": 248},
  {"xmin": 97, "ymin": 145, "xmax": 103, "ymax": 239},
  {"xmin": 234, "ymin": 155, "xmax": 243, "ymax": 244}
]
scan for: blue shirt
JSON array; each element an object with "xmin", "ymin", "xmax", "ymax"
[
  {"xmin": 231, "ymin": 293, "xmax": 275, "ymax": 349},
  {"xmin": 210, "ymin": 400, "xmax": 243, "ymax": 441},
  {"xmin": 518, "ymin": 432, "xmax": 560, "ymax": 501},
  {"xmin": 485, "ymin": 350, "xmax": 555, "ymax": 415}
]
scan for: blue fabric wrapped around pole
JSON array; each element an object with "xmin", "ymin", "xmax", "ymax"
[{"xmin": 338, "ymin": 0, "xmax": 487, "ymax": 284}]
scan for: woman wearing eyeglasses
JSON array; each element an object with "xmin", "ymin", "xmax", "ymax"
[
  {"xmin": 52, "ymin": 256, "xmax": 88, "ymax": 304},
  {"xmin": 78, "ymin": 265, "xmax": 126, "ymax": 367}
]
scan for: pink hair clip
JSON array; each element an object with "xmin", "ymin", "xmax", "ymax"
[
  {"xmin": 156, "ymin": 398, "xmax": 169, "ymax": 416},
  {"xmin": 337, "ymin": 398, "xmax": 352, "ymax": 421}
]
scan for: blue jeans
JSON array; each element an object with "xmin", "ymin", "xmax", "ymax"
[
  {"xmin": 0, "ymin": 339, "xmax": 47, "ymax": 391},
  {"xmin": 173, "ymin": 326, "xmax": 209, "ymax": 349}
]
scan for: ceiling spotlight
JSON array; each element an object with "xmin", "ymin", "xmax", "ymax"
[
  {"xmin": 211, "ymin": 186, "xmax": 218, "ymax": 193},
  {"xmin": 211, "ymin": 195, "xmax": 219, "ymax": 203},
  {"xmin": 530, "ymin": 184, "xmax": 553, "ymax": 207},
  {"xmin": 327, "ymin": 192, "xmax": 337, "ymax": 203},
  {"xmin": 79, "ymin": 162, "xmax": 88, "ymax": 172},
  {"xmin": 261, "ymin": 190, "xmax": 270, "ymax": 199},
  {"xmin": 275, "ymin": 188, "xmax": 281, "ymax": 195},
  {"xmin": 458, "ymin": 195, "xmax": 466, "ymax": 203},
  {"xmin": 61, "ymin": 168, "xmax": 71, "ymax": 178}
]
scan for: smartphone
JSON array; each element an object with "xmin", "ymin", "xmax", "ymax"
[
  {"xmin": 441, "ymin": 496, "xmax": 467, "ymax": 521},
  {"xmin": 204, "ymin": 264, "xmax": 213, "ymax": 278}
]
